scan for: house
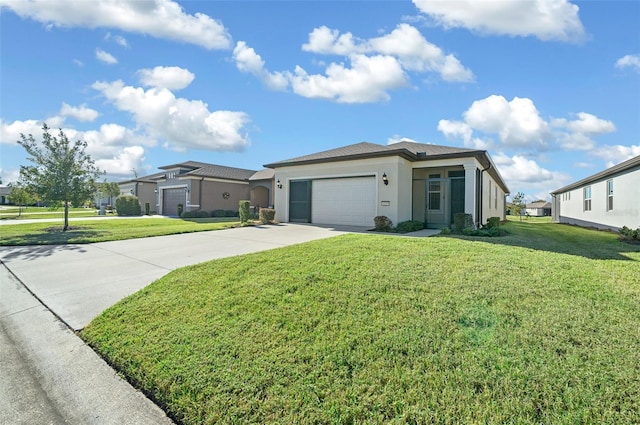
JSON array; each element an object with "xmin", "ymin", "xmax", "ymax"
[
  {"xmin": 525, "ymin": 201, "xmax": 552, "ymax": 217},
  {"xmin": 264, "ymin": 141, "xmax": 509, "ymax": 229},
  {"xmin": 118, "ymin": 161, "xmax": 274, "ymax": 216},
  {"xmin": 550, "ymin": 155, "xmax": 640, "ymax": 230},
  {"xmin": 0, "ymin": 186, "xmax": 11, "ymax": 205}
]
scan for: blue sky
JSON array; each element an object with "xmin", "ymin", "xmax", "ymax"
[{"xmin": 1, "ymin": 0, "xmax": 638, "ymax": 201}]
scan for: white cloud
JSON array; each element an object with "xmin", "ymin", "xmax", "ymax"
[
  {"xmin": 615, "ymin": 54, "xmax": 640, "ymax": 73},
  {"xmin": 92, "ymin": 79, "xmax": 250, "ymax": 152},
  {"xmin": 0, "ymin": 118, "xmax": 151, "ymax": 176},
  {"xmin": 105, "ymin": 32, "xmax": 128, "ymax": 47},
  {"xmin": 0, "ymin": 0, "xmax": 231, "ymax": 49},
  {"xmin": 138, "ymin": 66, "xmax": 195, "ymax": 90},
  {"xmin": 73, "ymin": 59, "xmax": 84, "ymax": 67},
  {"xmin": 412, "ymin": 0, "xmax": 586, "ymax": 42},
  {"xmin": 0, "ymin": 167, "xmax": 21, "ymax": 185},
  {"xmin": 303, "ymin": 24, "xmax": 474, "ymax": 82},
  {"xmin": 289, "ymin": 54, "xmax": 408, "ymax": 103},
  {"xmin": 551, "ymin": 112, "xmax": 616, "ymax": 150},
  {"xmin": 59, "ymin": 103, "xmax": 99, "ymax": 122},
  {"xmin": 494, "ymin": 152, "xmax": 571, "ymax": 196},
  {"xmin": 438, "ymin": 95, "xmax": 616, "ymax": 153},
  {"xmin": 592, "ymin": 145, "xmax": 640, "ymax": 168},
  {"xmin": 233, "ymin": 23, "xmax": 472, "ymax": 103},
  {"xmin": 96, "ymin": 48, "xmax": 117, "ymax": 64},
  {"xmin": 0, "ymin": 119, "xmax": 42, "ymax": 144},
  {"xmin": 233, "ymin": 42, "xmax": 289, "ymax": 90}
]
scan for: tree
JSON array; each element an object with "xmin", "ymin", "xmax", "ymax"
[
  {"xmin": 511, "ymin": 192, "xmax": 526, "ymax": 221},
  {"xmin": 98, "ymin": 181, "xmax": 121, "ymax": 206},
  {"xmin": 18, "ymin": 124, "xmax": 103, "ymax": 231},
  {"xmin": 7, "ymin": 183, "xmax": 35, "ymax": 217}
]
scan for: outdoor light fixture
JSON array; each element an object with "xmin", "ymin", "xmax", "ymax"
[
  {"xmin": 154, "ymin": 189, "xmax": 158, "ymax": 194},
  {"xmin": 382, "ymin": 173, "xmax": 389, "ymax": 186},
  {"xmin": 277, "ymin": 179, "xmax": 283, "ymax": 189},
  {"xmin": 185, "ymin": 187, "xmax": 190, "ymax": 193}
]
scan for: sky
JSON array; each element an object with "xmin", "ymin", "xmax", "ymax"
[{"xmin": 1, "ymin": 0, "xmax": 638, "ymax": 201}]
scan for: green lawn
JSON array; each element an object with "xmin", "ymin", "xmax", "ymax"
[
  {"xmin": 0, "ymin": 217, "xmax": 239, "ymax": 245},
  {"xmin": 0, "ymin": 206, "xmax": 99, "ymax": 220},
  {"xmin": 82, "ymin": 221, "xmax": 640, "ymax": 424}
]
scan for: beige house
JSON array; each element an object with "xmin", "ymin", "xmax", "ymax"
[
  {"xmin": 265, "ymin": 141, "xmax": 509, "ymax": 229},
  {"xmin": 119, "ymin": 161, "xmax": 274, "ymax": 216}
]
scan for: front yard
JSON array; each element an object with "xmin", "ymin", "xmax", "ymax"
[{"xmin": 82, "ymin": 221, "xmax": 640, "ymax": 424}]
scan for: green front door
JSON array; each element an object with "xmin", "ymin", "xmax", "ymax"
[
  {"xmin": 450, "ymin": 177, "xmax": 465, "ymax": 224},
  {"xmin": 289, "ymin": 180, "xmax": 311, "ymax": 223}
]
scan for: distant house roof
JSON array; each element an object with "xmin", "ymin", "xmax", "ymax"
[
  {"xmin": 0, "ymin": 186, "xmax": 11, "ymax": 196},
  {"xmin": 264, "ymin": 141, "xmax": 509, "ymax": 193},
  {"xmin": 118, "ymin": 161, "xmax": 271, "ymax": 185},
  {"xmin": 551, "ymin": 155, "xmax": 640, "ymax": 195},
  {"xmin": 527, "ymin": 201, "xmax": 551, "ymax": 209}
]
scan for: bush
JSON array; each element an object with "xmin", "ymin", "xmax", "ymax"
[
  {"xmin": 486, "ymin": 217, "xmax": 501, "ymax": 229},
  {"xmin": 462, "ymin": 226, "xmax": 503, "ymax": 237},
  {"xmin": 115, "ymin": 195, "xmax": 141, "ymax": 216},
  {"xmin": 181, "ymin": 210, "xmax": 209, "ymax": 218},
  {"xmin": 259, "ymin": 208, "xmax": 276, "ymax": 225},
  {"xmin": 212, "ymin": 209, "xmax": 227, "ymax": 218},
  {"xmin": 373, "ymin": 216, "xmax": 393, "ymax": 231},
  {"xmin": 225, "ymin": 210, "xmax": 239, "ymax": 217},
  {"xmin": 453, "ymin": 213, "xmax": 474, "ymax": 233},
  {"xmin": 619, "ymin": 226, "xmax": 640, "ymax": 241},
  {"xmin": 441, "ymin": 226, "xmax": 451, "ymax": 235},
  {"xmin": 239, "ymin": 200, "xmax": 251, "ymax": 224},
  {"xmin": 395, "ymin": 220, "xmax": 424, "ymax": 233}
]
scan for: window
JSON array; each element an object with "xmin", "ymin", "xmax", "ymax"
[
  {"xmin": 607, "ymin": 179, "xmax": 614, "ymax": 211},
  {"xmin": 428, "ymin": 174, "xmax": 441, "ymax": 210},
  {"xmin": 584, "ymin": 186, "xmax": 592, "ymax": 211},
  {"xmin": 494, "ymin": 184, "xmax": 498, "ymax": 209}
]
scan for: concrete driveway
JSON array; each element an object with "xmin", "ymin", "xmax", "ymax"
[{"xmin": 0, "ymin": 223, "xmax": 352, "ymax": 424}]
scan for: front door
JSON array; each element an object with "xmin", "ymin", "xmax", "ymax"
[
  {"xmin": 289, "ymin": 180, "xmax": 311, "ymax": 223},
  {"xmin": 450, "ymin": 177, "xmax": 465, "ymax": 224}
]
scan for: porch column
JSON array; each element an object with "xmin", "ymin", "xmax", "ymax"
[{"xmin": 463, "ymin": 163, "xmax": 477, "ymax": 224}]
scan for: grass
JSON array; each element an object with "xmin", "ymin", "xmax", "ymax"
[
  {"xmin": 0, "ymin": 206, "xmax": 99, "ymax": 220},
  {"xmin": 82, "ymin": 220, "xmax": 640, "ymax": 424},
  {"xmin": 0, "ymin": 217, "xmax": 239, "ymax": 245}
]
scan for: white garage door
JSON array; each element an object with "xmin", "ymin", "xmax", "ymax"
[{"xmin": 312, "ymin": 177, "xmax": 376, "ymax": 226}]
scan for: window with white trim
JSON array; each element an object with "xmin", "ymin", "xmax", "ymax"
[
  {"xmin": 584, "ymin": 186, "xmax": 592, "ymax": 211},
  {"xmin": 607, "ymin": 179, "xmax": 613, "ymax": 211}
]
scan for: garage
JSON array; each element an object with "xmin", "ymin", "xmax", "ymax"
[
  {"xmin": 162, "ymin": 188, "xmax": 186, "ymax": 216},
  {"xmin": 311, "ymin": 177, "xmax": 376, "ymax": 226}
]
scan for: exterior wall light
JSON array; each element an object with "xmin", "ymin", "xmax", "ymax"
[
  {"xmin": 276, "ymin": 179, "xmax": 283, "ymax": 189},
  {"xmin": 382, "ymin": 173, "xmax": 389, "ymax": 186}
]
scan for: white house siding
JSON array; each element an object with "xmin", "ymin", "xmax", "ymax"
[
  {"xmin": 553, "ymin": 166, "xmax": 639, "ymax": 230},
  {"xmin": 480, "ymin": 168, "xmax": 506, "ymax": 225}
]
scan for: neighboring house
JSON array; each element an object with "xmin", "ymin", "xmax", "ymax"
[
  {"xmin": 0, "ymin": 186, "xmax": 11, "ymax": 205},
  {"xmin": 525, "ymin": 201, "xmax": 552, "ymax": 217},
  {"xmin": 118, "ymin": 161, "xmax": 274, "ymax": 216},
  {"xmin": 264, "ymin": 141, "xmax": 509, "ymax": 228},
  {"xmin": 551, "ymin": 155, "xmax": 640, "ymax": 230}
]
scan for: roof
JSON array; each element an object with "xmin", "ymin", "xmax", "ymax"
[
  {"xmin": 0, "ymin": 186, "xmax": 11, "ymax": 196},
  {"xmin": 118, "ymin": 161, "xmax": 265, "ymax": 184},
  {"xmin": 527, "ymin": 201, "xmax": 551, "ymax": 209},
  {"xmin": 264, "ymin": 141, "xmax": 509, "ymax": 193},
  {"xmin": 249, "ymin": 168, "xmax": 275, "ymax": 181},
  {"xmin": 264, "ymin": 141, "xmax": 481, "ymax": 168},
  {"xmin": 551, "ymin": 154, "xmax": 640, "ymax": 195}
]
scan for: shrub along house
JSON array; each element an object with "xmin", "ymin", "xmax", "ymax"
[
  {"xmin": 551, "ymin": 154, "xmax": 640, "ymax": 230},
  {"xmin": 265, "ymin": 141, "xmax": 509, "ymax": 229},
  {"xmin": 118, "ymin": 161, "xmax": 274, "ymax": 216}
]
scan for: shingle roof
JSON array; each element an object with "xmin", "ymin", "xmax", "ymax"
[
  {"xmin": 183, "ymin": 164, "xmax": 257, "ymax": 181},
  {"xmin": 249, "ymin": 169, "xmax": 275, "ymax": 181},
  {"xmin": 527, "ymin": 201, "xmax": 551, "ymax": 208},
  {"xmin": 264, "ymin": 141, "xmax": 481, "ymax": 168},
  {"xmin": 551, "ymin": 155, "xmax": 640, "ymax": 195}
]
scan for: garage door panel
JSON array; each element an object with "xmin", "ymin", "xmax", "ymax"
[
  {"xmin": 163, "ymin": 188, "xmax": 185, "ymax": 216},
  {"xmin": 311, "ymin": 177, "xmax": 376, "ymax": 226}
]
